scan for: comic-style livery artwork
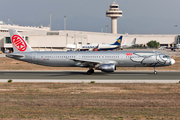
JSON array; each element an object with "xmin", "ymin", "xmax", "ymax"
[{"xmin": 130, "ymin": 52, "xmax": 172, "ymax": 67}]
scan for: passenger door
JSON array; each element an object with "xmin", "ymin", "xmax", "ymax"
[
  {"xmin": 32, "ymin": 53, "xmax": 37, "ymax": 61},
  {"xmin": 119, "ymin": 54, "xmax": 125, "ymax": 63}
]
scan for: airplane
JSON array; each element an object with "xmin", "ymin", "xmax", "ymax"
[
  {"xmin": 6, "ymin": 29, "xmax": 175, "ymax": 75},
  {"xmin": 120, "ymin": 38, "xmax": 136, "ymax": 50},
  {"xmin": 167, "ymin": 43, "xmax": 180, "ymax": 51},
  {"xmin": 66, "ymin": 36, "xmax": 123, "ymax": 51}
]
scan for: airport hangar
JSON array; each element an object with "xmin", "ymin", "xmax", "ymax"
[{"xmin": 0, "ymin": 22, "xmax": 179, "ymax": 52}]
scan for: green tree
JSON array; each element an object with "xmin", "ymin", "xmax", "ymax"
[{"xmin": 147, "ymin": 40, "xmax": 160, "ymax": 48}]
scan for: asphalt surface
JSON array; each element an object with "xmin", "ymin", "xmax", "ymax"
[{"xmin": 0, "ymin": 71, "xmax": 179, "ymax": 80}]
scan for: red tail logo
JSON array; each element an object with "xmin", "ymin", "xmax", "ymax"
[{"xmin": 12, "ymin": 35, "xmax": 27, "ymax": 52}]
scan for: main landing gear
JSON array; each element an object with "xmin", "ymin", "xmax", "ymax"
[
  {"xmin": 154, "ymin": 67, "xmax": 157, "ymax": 75},
  {"xmin": 87, "ymin": 68, "xmax": 94, "ymax": 75}
]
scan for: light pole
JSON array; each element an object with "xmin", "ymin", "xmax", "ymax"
[
  {"xmin": 8, "ymin": 19, "xmax": 10, "ymax": 24},
  {"xmin": 50, "ymin": 11, "xmax": 52, "ymax": 31},
  {"xmin": 105, "ymin": 25, "xmax": 108, "ymax": 33},
  {"xmin": 174, "ymin": 25, "xmax": 178, "ymax": 34},
  {"xmin": 66, "ymin": 33, "xmax": 68, "ymax": 45},
  {"xmin": 101, "ymin": 26, "xmax": 103, "ymax": 33},
  {"xmin": 58, "ymin": 24, "xmax": 59, "ymax": 30},
  {"xmin": 64, "ymin": 16, "xmax": 66, "ymax": 31}
]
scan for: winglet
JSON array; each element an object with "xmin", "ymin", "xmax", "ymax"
[{"xmin": 9, "ymin": 29, "xmax": 34, "ymax": 53}]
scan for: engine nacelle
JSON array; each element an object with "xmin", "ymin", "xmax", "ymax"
[{"xmin": 99, "ymin": 63, "xmax": 116, "ymax": 72}]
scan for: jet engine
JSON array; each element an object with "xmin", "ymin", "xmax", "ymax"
[{"xmin": 99, "ymin": 63, "xmax": 116, "ymax": 72}]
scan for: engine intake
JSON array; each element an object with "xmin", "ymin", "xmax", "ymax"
[{"xmin": 99, "ymin": 63, "xmax": 116, "ymax": 72}]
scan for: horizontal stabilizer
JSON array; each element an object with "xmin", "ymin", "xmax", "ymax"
[{"xmin": 6, "ymin": 54, "xmax": 25, "ymax": 58}]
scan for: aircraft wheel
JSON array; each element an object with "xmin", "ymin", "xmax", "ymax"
[
  {"xmin": 87, "ymin": 69, "xmax": 94, "ymax": 75},
  {"xmin": 154, "ymin": 67, "xmax": 157, "ymax": 75},
  {"xmin": 87, "ymin": 70, "xmax": 92, "ymax": 75}
]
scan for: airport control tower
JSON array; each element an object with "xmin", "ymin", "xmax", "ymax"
[{"xmin": 106, "ymin": 1, "xmax": 122, "ymax": 34}]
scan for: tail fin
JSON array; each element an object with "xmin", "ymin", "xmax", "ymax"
[
  {"xmin": 111, "ymin": 36, "xmax": 123, "ymax": 45},
  {"xmin": 121, "ymin": 39, "xmax": 126, "ymax": 45},
  {"xmin": 131, "ymin": 38, "xmax": 136, "ymax": 45},
  {"xmin": 9, "ymin": 29, "xmax": 34, "ymax": 52}
]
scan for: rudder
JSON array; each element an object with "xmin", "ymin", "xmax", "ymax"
[
  {"xmin": 9, "ymin": 29, "xmax": 34, "ymax": 52},
  {"xmin": 131, "ymin": 38, "xmax": 136, "ymax": 45},
  {"xmin": 111, "ymin": 36, "xmax": 123, "ymax": 45}
]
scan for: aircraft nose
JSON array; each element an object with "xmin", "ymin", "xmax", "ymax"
[{"xmin": 171, "ymin": 59, "xmax": 175, "ymax": 65}]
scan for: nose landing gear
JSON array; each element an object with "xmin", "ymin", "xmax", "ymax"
[{"xmin": 154, "ymin": 67, "xmax": 157, "ymax": 75}]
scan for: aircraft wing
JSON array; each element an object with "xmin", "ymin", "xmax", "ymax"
[
  {"xmin": 73, "ymin": 59, "xmax": 103, "ymax": 63},
  {"xmin": 69, "ymin": 58, "xmax": 108, "ymax": 67},
  {"xmin": 71, "ymin": 58, "xmax": 102, "ymax": 64},
  {"xmin": 69, "ymin": 58, "xmax": 117, "ymax": 67}
]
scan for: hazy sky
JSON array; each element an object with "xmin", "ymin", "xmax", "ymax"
[{"xmin": 0, "ymin": 0, "xmax": 180, "ymax": 34}]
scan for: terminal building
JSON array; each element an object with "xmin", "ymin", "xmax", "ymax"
[
  {"xmin": 0, "ymin": 21, "xmax": 179, "ymax": 53},
  {"xmin": 0, "ymin": 2, "xmax": 179, "ymax": 52}
]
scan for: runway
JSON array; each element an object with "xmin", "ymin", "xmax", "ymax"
[{"xmin": 0, "ymin": 71, "xmax": 179, "ymax": 83}]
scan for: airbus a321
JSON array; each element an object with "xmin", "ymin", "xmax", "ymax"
[{"xmin": 7, "ymin": 29, "xmax": 175, "ymax": 75}]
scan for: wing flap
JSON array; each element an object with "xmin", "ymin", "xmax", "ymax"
[
  {"xmin": 71, "ymin": 59, "xmax": 102, "ymax": 64},
  {"xmin": 69, "ymin": 59, "xmax": 104, "ymax": 67},
  {"xmin": 69, "ymin": 58, "xmax": 117, "ymax": 67}
]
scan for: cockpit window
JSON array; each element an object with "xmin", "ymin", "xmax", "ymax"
[{"xmin": 163, "ymin": 55, "xmax": 169, "ymax": 58}]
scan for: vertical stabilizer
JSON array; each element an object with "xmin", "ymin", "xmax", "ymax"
[
  {"xmin": 9, "ymin": 29, "xmax": 34, "ymax": 52},
  {"xmin": 111, "ymin": 36, "xmax": 123, "ymax": 45},
  {"xmin": 131, "ymin": 38, "xmax": 136, "ymax": 45},
  {"xmin": 121, "ymin": 39, "xmax": 126, "ymax": 45}
]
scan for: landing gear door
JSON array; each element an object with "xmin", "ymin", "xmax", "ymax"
[{"xmin": 32, "ymin": 53, "xmax": 37, "ymax": 61}]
